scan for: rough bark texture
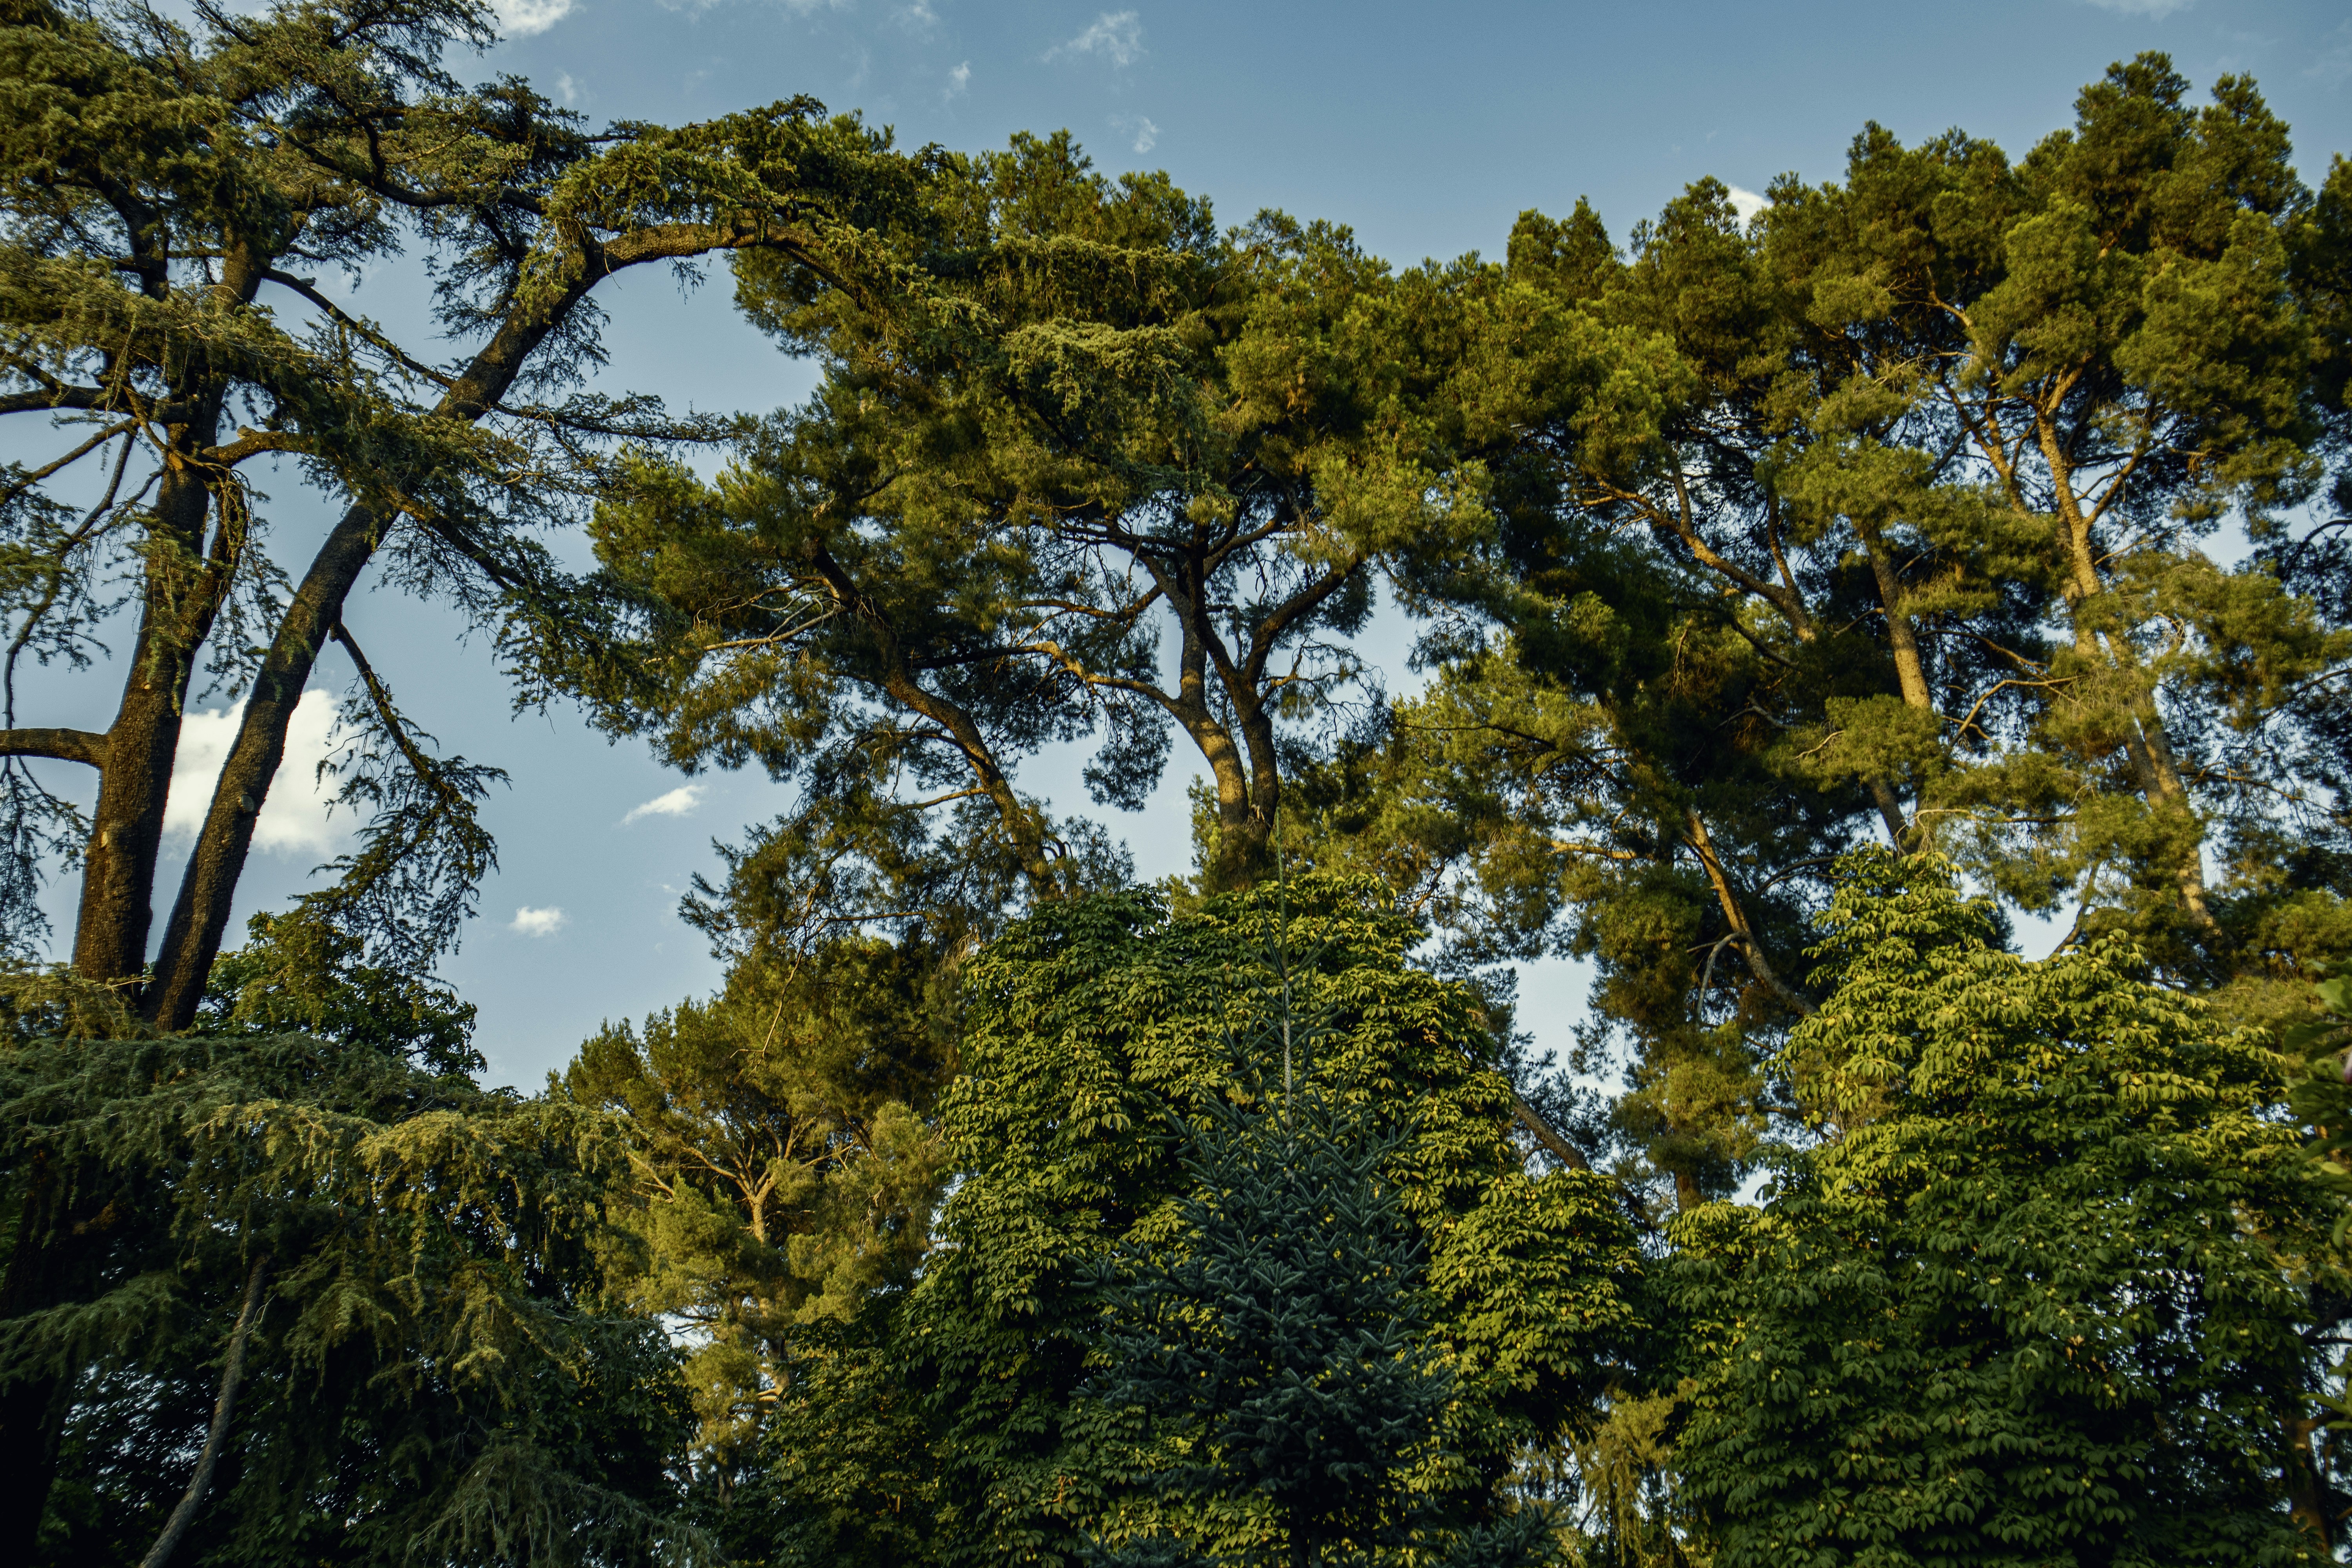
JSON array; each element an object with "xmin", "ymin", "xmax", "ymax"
[
  {"xmin": 142, "ymin": 501, "xmax": 383, "ymax": 1026},
  {"xmin": 73, "ymin": 461, "xmax": 222, "ymax": 985}
]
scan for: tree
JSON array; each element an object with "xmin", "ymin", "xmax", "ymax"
[
  {"xmin": 0, "ymin": 0, "xmax": 917, "ymax": 1020},
  {"xmin": 560, "ymin": 934, "xmax": 955, "ymax": 1490},
  {"xmin": 757, "ymin": 877, "xmax": 1643, "ymax": 1568},
  {"xmin": 1289, "ymin": 55, "xmax": 2352, "ymax": 1212},
  {"xmin": 1670, "ymin": 850, "xmax": 2347, "ymax": 1565},
  {"xmin": 1085, "ymin": 1021, "xmax": 1550, "ymax": 1567},
  {"xmin": 0, "ymin": 4, "xmax": 934, "ymax": 1525},
  {"xmin": 4, "ymin": 942, "xmax": 699, "ymax": 1566},
  {"xmin": 581, "ymin": 130, "xmax": 1491, "ymax": 939}
]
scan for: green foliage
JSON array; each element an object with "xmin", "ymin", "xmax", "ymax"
[
  {"xmin": 560, "ymin": 936, "xmax": 957, "ymax": 1481},
  {"xmin": 1670, "ymin": 851, "xmax": 2346, "ymax": 1566},
  {"xmin": 1086, "ymin": 1068, "xmax": 1550, "ymax": 1568},
  {"xmin": 1282, "ymin": 53, "xmax": 2352, "ymax": 1223},
  {"xmin": 195, "ymin": 908, "xmax": 483, "ymax": 1077},
  {"xmin": 761, "ymin": 876, "xmax": 1642, "ymax": 1568},
  {"xmin": 0, "ymin": 985, "xmax": 700, "ymax": 1566},
  {"xmin": 581, "ymin": 128, "xmax": 1502, "ymax": 934}
]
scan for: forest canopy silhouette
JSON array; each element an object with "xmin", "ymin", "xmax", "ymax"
[{"xmin": 4, "ymin": 2, "xmax": 2351, "ymax": 1563}]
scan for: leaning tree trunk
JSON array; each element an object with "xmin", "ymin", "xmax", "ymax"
[{"xmin": 143, "ymin": 218, "xmax": 831, "ymax": 1027}]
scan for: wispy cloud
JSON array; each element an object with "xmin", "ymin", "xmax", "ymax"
[
  {"xmin": 619, "ymin": 783, "xmax": 706, "ymax": 826},
  {"xmin": 2078, "ymin": 0, "xmax": 2192, "ymax": 16},
  {"xmin": 1049, "ymin": 9, "xmax": 1143, "ymax": 67},
  {"xmin": 2312, "ymin": 21, "xmax": 2352, "ymax": 86},
  {"xmin": 494, "ymin": 0, "xmax": 575, "ymax": 36},
  {"xmin": 1725, "ymin": 185, "xmax": 1767, "ymax": 223},
  {"xmin": 1112, "ymin": 113, "xmax": 1158, "ymax": 154},
  {"xmin": 554, "ymin": 71, "xmax": 582, "ymax": 104},
  {"xmin": 946, "ymin": 60, "xmax": 971, "ymax": 98},
  {"xmin": 164, "ymin": 690, "xmax": 349, "ymax": 857},
  {"xmin": 510, "ymin": 906, "xmax": 568, "ymax": 937}
]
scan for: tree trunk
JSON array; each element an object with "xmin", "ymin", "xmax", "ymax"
[
  {"xmin": 72, "ymin": 463, "xmax": 217, "ymax": 985},
  {"xmin": 0, "ymin": 1372, "xmax": 70, "ymax": 1563},
  {"xmin": 143, "ymin": 289, "xmax": 585, "ymax": 1027},
  {"xmin": 142, "ymin": 505, "xmax": 383, "ymax": 1026},
  {"xmin": 1855, "ymin": 525, "xmax": 1933, "ymax": 847},
  {"xmin": 0, "ymin": 1154, "xmax": 98, "ymax": 1558},
  {"xmin": 2035, "ymin": 417, "xmax": 2221, "ymax": 940},
  {"xmin": 143, "ymin": 223, "xmax": 804, "ymax": 1026}
]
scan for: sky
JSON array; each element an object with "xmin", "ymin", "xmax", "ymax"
[{"xmin": 16, "ymin": 0, "xmax": 2352, "ymax": 1090}]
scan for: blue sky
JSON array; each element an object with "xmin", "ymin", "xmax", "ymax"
[{"xmin": 19, "ymin": 0, "xmax": 2352, "ymax": 1088}]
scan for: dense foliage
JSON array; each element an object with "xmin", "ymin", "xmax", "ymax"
[
  {"xmin": 1673, "ymin": 853, "xmax": 2344, "ymax": 1566},
  {"xmin": 753, "ymin": 878, "xmax": 1642, "ymax": 1568},
  {"xmin": 2, "ymin": 18, "xmax": 2348, "ymax": 1568}
]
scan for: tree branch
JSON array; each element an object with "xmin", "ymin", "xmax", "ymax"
[
  {"xmin": 138, "ymin": 1255, "xmax": 269, "ymax": 1568},
  {"xmin": 0, "ymin": 728, "xmax": 107, "ymax": 766}
]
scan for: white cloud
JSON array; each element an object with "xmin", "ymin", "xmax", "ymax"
[
  {"xmin": 164, "ymin": 690, "xmax": 350, "ymax": 858},
  {"xmin": 510, "ymin": 906, "xmax": 568, "ymax": 937},
  {"xmin": 946, "ymin": 60, "xmax": 971, "ymax": 98},
  {"xmin": 620, "ymin": 783, "xmax": 707, "ymax": 826},
  {"xmin": 2079, "ymin": 0, "xmax": 2192, "ymax": 15},
  {"xmin": 494, "ymin": 0, "xmax": 575, "ymax": 36},
  {"xmin": 554, "ymin": 71, "xmax": 582, "ymax": 103},
  {"xmin": 1117, "ymin": 114, "xmax": 1158, "ymax": 154},
  {"xmin": 1049, "ymin": 9, "xmax": 1143, "ymax": 67},
  {"xmin": 1725, "ymin": 185, "xmax": 1768, "ymax": 223}
]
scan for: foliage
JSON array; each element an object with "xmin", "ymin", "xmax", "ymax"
[
  {"xmin": 1670, "ymin": 851, "xmax": 2348, "ymax": 1566},
  {"xmin": 0, "ymin": 0, "xmax": 935, "ymax": 1028},
  {"xmin": 1085, "ymin": 1064, "xmax": 1551, "ymax": 1568},
  {"xmin": 758, "ymin": 876, "xmax": 1643, "ymax": 1568},
  {"xmin": 0, "ymin": 963, "xmax": 699, "ymax": 1568},
  {"xmin": 580, "ymin": 128, "xmax": 1495, "ymax": 942},
  {"xmin": 195, "ymin": 907, "xmax": 483, "ymax": 1076},
  {"xmin": 560, "ymin": 935, "xmax": 957, "ymax": 1485},
  {"xmin": 1282, "ymin": 54, "xmax": 2352, "ymax": 1218}
]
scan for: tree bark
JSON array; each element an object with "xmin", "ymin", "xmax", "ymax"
[
  {"xmin": 73, "ymin": 462, "xmax": 222, "ymax": 985},
  {"xmin": 0, "ymin": 728, "xmax": 107, "ymax": 764},
  {"xmin": 2283, "ymin": 1410, "xmax": 2333, "ymax": 1555},
  {"xmin": 138, "ymin": 1256, "xmax": 269, "ymax": 1568},
  {"xmin": 142, "ymin": 502, "xmax": 383, "ymax": 1027},
  {"xmin": 1683, "ymin": 806, "xmax": 1813, "ymax": 1018}
]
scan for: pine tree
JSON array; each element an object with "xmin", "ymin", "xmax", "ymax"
[{"xmin": 1086, "ymin": 1075, "xmax": 1548, "ymax": 1568}]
